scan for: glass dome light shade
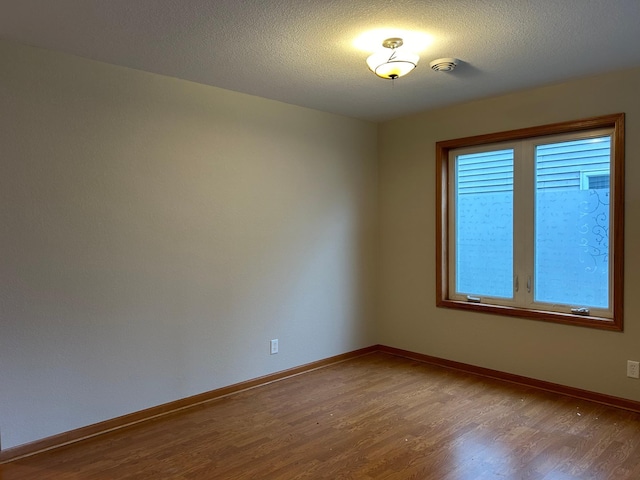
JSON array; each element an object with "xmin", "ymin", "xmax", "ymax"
[{"xmin": 366, "ymin": 50, "xmax": 419, "ymax": 79}]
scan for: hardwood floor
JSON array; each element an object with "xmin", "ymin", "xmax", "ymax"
[{"xmin": 2, "ymin": 352, "xmax": 640, "ymax": 479}]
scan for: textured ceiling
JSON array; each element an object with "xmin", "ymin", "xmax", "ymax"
[{"xmin": 2, "ymin": 0, "xmax": 640, "ymax": 121}]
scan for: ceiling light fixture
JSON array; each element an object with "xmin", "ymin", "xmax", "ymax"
[{"xmin": 366, "ymin": 38, "xmax": 419, "ymax": 80}]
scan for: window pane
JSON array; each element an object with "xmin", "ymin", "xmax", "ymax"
[
  {"xmin": 455, "ymin": 149, "xmax": 513, "ymax": 298},
  {"xmin": 534, "ymin": 137, "xmax": 610, "ymax": 308}
]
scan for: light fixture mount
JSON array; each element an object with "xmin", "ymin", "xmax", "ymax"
[
  {"xmin": 381, "ymin": 38, "xmax": 404, "ymax": 49},
  {"xmin": 366, "ymin": 37, "xmax": 419, "ymax": 80}
]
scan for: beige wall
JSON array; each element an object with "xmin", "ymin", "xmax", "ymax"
[
  {"xmin": 378, "ymin": 67, "xmax": 640, "ymax": 402},
  {"xmin": 0, "ymin": 41, "xmax": 378, "ymax": 449}
]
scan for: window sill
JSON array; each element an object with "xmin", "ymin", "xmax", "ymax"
[{"xmin": 436, "ymin": 298, "xmax": 622, "ymax": 331}]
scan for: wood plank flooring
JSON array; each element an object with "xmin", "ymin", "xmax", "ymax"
[{"xmin": 2, "ymin": 352, "xmax": 640, "ymax": 479}]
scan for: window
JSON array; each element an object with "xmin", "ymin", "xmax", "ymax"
[
  {"xmin": 436, "ymin": 114, "xmax": 624, "ymax": 330},
  {"xmin": 580, "ymin": 170, "xmax": 610, "ymax": 190}
]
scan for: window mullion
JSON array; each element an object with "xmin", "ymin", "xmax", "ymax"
[{"xmin": 513, "ymin": 142, "xmax": 534, "ymax": 307}]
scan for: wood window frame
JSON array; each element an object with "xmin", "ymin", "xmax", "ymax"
[{"xmin": 436, "ymin": 113, "xmax": 625, "ymax": 331}]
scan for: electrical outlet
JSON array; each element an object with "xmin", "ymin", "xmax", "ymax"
[
  {"xmin": 270, "ymin": 339, "xmax": 278, "ymax": 355},
  {"xmin": 627, "ymin": 360, "xmax": 640, "ymax": 379}
]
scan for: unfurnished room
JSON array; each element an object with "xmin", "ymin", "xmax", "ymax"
[{"xmin": 1, "ymin": 1, "xmax": 640, "ymax": 478}]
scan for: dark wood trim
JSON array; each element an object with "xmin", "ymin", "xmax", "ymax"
[
  {"xmin": 378, "ymin": 345, "xmax": 640, "ymax": 414},
  {"xmin": 435, "ymin": 113, "xmax": 625, "ymax": 150},
  {"xmin": 612, "ymin": 113, "xmax": 625, "ymax": 328},
  {"xmin": 435, "ymin": 126, "xmax": 448, "ymax": 308},
  {"xmin": 0, "ymin": 346, "xmax": 378, "ymax": 464},
  {"xmin": 435, "ymin": 113, "xmax": 625, "ymax": 331}
]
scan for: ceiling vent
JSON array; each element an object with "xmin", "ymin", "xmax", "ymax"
[{"xmin": 429, "ymin": 58, "xmax": 459, "ymax": 72}]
